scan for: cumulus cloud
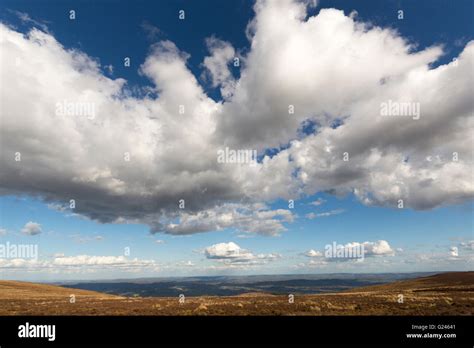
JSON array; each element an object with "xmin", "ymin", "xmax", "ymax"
[
  {"xmin": 362, "ymin": 240, "xmax": 395, "ymax": 256},
  {"xmin": 300, "ymin": 240, "xmax": 395, "ymax": 269},
  {"xmin": 305, "ymin": 240, "xmax": 395, "ymax": 261},
  {"xmin": 159, "ymin": 203, "xmax": 293, "ymax": 236},
  {"xmin": 0, "ymin": 254, "xmax": 158, "ymax": 273},
  {"xmin": 202, "ymin": 37, "xmax": 237, "ymax": 98},
  {"xmin": 0, "ymin": 0, "xmax": 473, "ymax": 238},
  {"xmin": 21, "ymin": 222, "xmax": 42, "ymax": 236},
  {"xmin": 330, "ymin": 240, "xmax": 394, "ymax": 258},
  {"xmin": 459, "ymin": 240, "xmax": 474, "ymax": 250},
  {"xmin": 304, "ymin": 249, "xmax": 322, "ymax": 257},
  {"xmin": 217, "ymin": 0, "xmax": 473, "ymax": 209},
  {"xmin": 204, "ymin": 242, "xmax": 280, "ymax": 266}
]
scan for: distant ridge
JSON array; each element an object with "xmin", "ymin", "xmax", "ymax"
[
  {"xmin": 0, "ymin": 280, "xmax": 121, "ymax": 300},
  {"xmin": 58, "ymin": 272, "xmax": 439, "ymax": 297},
  {"xmin": 343, "ymin": 271, "xmax": 474, "ymax": 293}
]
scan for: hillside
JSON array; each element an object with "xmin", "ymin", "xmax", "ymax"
[
  {"xmin": 343, "ymin": 271, "xmax": 474, "ymax": 293},
  {"xmin": 0, "ymin": 272, "xmax": 472, "ymax": 315},
  {"xmin": 0, "ymin": 280, "xmax": 121, "ymax": 300}
]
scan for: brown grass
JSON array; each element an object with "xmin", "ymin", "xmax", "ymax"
[{"xmin": 0, "ymin": 272, "xmax": 472, "ymax": 316}]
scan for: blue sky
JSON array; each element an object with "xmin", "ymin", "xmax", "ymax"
[
  {"xmin": 2, "ymin": 0, "xmax": 472, "ymax": 95},
  {"xmin": 0, "ymin": 0, "xmax": 473, "ymax": 280}
]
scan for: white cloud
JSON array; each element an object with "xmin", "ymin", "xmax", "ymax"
[
  {"xmin": 175, "ymin": 260, "xmax": 195, "ymax": 267},
  {"xmin": 21, "ymin": 221, "xmax": 42, "ymax": 236},
  {"xmin": 70, "ymin": 234, "xmax": 104, "ymax": 244},
  {"xmin": 306, "ymin": 240, "xmax": 395, "ymax": 261},
  {"xmin": 310, "ymin": 198, "xmax": 326, "ymax": 206},
  {"xmin": 53, "ymin": 255, "xmax": 134, "ymax": 266},
  {"xmin": 362, "ymin": 240, "xmax": 395, "ymax": 256},
  {"xmin": 308, "ymin": 258, "xmax": 328, "ymax": 267},
  {"xmin": 141, "ymin": 21, "xmax": 161, "ymax": 41},
  {"xmin": 159, "ymin": 203, "xmax": 293, "ymax": 236},
  {"xmin": 300, "ymin": 240, "xmax": 395, "ymax": 269},
  {"xmin": 459, "ymin": 240, "xmax": 474, "ymax": 250},
  {"xmin": 0, "ymin": 254, "xmax": 159, "ymax": 273},
  {"xmin": 202, "ymin": 37, "xmax": 237, "ymax": 98},
  {"xmin": 305, "ymin": 249, "xmax": 322, "ymax": 257},
  {"xmin": 9, "ymin": 10, "xmax": 49, "ymax": 32},
  {"xmin": 0, "ymin": 0, "xmax": 472, "ymax": 238},
  {"xmin": 205, "ymin": 242, "xmax": 250, "ymax": 260},
  {"xmin": 218, "ymin": 1, "xmax": 473, "ymax": 209},
  {"xmin": 204, "ymin": 242, "xmax": 280, "ymax": 266},
  {"xmin": 306, "ymin": 209, "xmax": 344, "ymax": 219}
]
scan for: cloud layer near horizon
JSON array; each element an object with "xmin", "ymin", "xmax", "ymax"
[{"xmin": 1, "ymin": 0, "xmax": 473, "ymax": 236}]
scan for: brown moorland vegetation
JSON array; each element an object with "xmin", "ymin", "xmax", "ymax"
[{"xmin": 0, "ymin": 272, "xmax": 472, "ymax": 316}]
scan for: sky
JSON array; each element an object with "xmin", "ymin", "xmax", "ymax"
[{"xmin": 0, "ymin": 0, "xmax": 473, "ymax": 281}]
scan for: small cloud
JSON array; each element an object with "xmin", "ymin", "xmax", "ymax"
[
  {"xmin": 104, "ymin": 64, "xmax": 114, "ymax": 75},
  {"xmin": 141, "ymin": 21, "xmax": 162, "ymax": 41},
  {"xmin": 21, "ymin": 221, "xmax": 42, "ymax": 236},
  {"xmin": 304, "ymin": 249, "xmax": 322, "ymax": 257},
  {"xmin": 9, "ymin": 10, "xmax": 49, "ymax": 32},
  {"xmin": 306, "ymin": 209, "xmax": 344, "ymax": 219},
  {"xmin": 175, "ymin": 260, "xmax": 195, "ymax": 267},
  {"xmin": 459, "ymin": 240, "xmax": 474, "ymax": 250},
  {"xmin": 308, "ymin": 258, "xmax": 328, "ymax": 266},
  {"xmin": 70, "ymin": 234, "xmax": 104, "ymax": 244},
  {"xmin": 309, "ymin": 198, "xmax": 326, "ymax": 206},
  {"xmin": 362, "ymin": 240, "xmax": 394, "ymax": 256},
  {"xmin": 450, "ymin": 246, "xmax": 459, "ymax": 257},
  {"xmin": 155, "ymin": 239, "xmax": 165, "ymax": 244},
  {"xmin": 204, "ymin": 242, "xmax": 279, "ymax": 266},
  {"xmin": 47, "ymin": 203, "xmax": 68, "ymax": 212},
  {"xmin": 235, "ymin": 234, "xmax": 255, "ymax": 239},
  {"xmin": 305, "ymin": 240, "xmax": 395, "ymax": 262},
  {"xmin": 0, "ymin": 228, "xmax": 7, "ymax": 236}
]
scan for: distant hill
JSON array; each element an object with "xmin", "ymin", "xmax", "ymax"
[
  {"xmin": 59, "ymin": 272, "xmax": 438, "ymax": 297},
  {"xmin": 344, "ymin": 271, "xmax": 474, "ymax": 293},
  {"xmin": 0, "ymin": 280, "xmax": 120, "ymax": 300}
]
